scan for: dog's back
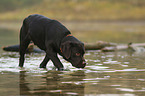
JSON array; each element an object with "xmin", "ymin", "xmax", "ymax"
[{"xmin": 21, "ymin": 14, "xmax": 70, "ymax": 50}]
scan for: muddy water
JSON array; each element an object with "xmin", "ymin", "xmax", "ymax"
[{"xmin": 0, "ymin": 50, "xmax": 145, "ymax": 96}]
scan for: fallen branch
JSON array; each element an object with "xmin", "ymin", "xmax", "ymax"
[
  {"xmin": 85, "ymin": 41, "xmax": 116, "ymax": 50},
  {"xmin": 2, "ymin": 42, "xmax": 145, "ymax": 53},
  {"xmin": 102, "ymin": 42, "xmax": 145, "ymax": 52}
]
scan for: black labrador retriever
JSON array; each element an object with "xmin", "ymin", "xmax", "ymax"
[{"xmin": 19, "ymin": 14, "xmax": 86, "ymax": 70}]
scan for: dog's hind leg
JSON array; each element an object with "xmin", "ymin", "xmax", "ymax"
[{"xmin": 19, "ymin": 25, "xmax": 31, "ymax": 67}]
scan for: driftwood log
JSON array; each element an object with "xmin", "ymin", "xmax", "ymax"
[
  {"xmin": 2, "ymin": 43, "xmax": 44, "ymax": 53},
  {"xmin": 2, "ymin": 41, "xmax": 145, "ymax": 53},
  {"xmin": 2, "ymin": 41, "xmax": 116, "ymax": 53},
  {"xmin": 102, "ymin": 42, "xmax": 145, "ymax": 52},
  {"xmin": 84, "ymin": 41, "xmax": 116, "ymax": 50}
]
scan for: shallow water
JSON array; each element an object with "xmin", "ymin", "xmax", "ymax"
[
  {"xmin": 0, "ymin": 22, "xmax": 145, "ymax": 96},
  {"xmin": 0, "ymin": 50, "xmax": 145, "ymax": 96}
]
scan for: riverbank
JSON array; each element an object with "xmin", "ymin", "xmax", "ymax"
[{"xmin": 1, "ymin": 21, "xmax": 145, "ymax": 43}]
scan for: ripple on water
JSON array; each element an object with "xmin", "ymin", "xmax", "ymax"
[
  {"xmin": 1, "ymin": 50, "xmax": 145, "ymax": 96},
  {"xmin": 1, "ymin": 51, "xmax": 145, "ymax": 74},
  {"xmin": 116, "ymin": 88, "xmax": 145, "ymax": 92}
]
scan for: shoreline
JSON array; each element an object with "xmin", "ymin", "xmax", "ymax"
[{"xmin": 1, "ymin": 20, "xmax": 145, "ymax": 31}]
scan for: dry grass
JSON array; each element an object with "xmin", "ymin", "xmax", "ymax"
[
  {"xmin": 0, "ymin": 21, "xmax": 145, "ymax": 44},
  {"xmin": 0, "ymin": 0, "xmax": 145, "ymax": 21}
]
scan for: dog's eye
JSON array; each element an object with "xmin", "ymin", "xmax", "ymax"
[{"xmin": 76, "ymin": 53, "xmax": 80, "ymax": 56}]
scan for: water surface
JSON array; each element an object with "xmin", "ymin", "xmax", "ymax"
[{"xmin": 0, "ymin": 50, "xmax": 145, "ymax": 96}]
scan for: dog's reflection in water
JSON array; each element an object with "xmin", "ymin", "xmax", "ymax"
[{"xmin": 19, "ymin": 71, "xmax": 85, "ymax": 95}]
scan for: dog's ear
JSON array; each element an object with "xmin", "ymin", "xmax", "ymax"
[{"xmin": 60, "ymin": 41, "xmax": 71, "ymax": 59}]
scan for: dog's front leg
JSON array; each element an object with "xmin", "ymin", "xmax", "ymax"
[
  {"xmin": 39, "ymin": 54, "xmax": 50, "ymax": 68},
  {"xmin": 46, "ymin": 50, "xmax": 64, "ymax": 71}
]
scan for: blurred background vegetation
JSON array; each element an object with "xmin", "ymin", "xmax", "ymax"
[
  {"xmin": 0, "ymin": 0, "xmax": 145, "ymax": 21},
  {"xmin": 0, "ymin": 0, "xmax": 145, "ymax": 45}
]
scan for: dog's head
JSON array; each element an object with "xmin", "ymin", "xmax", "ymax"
[{"xmin": 60, "ymin": 41, "xmax": 86, "ymax": 68}]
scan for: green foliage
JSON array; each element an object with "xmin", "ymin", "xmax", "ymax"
[{"xmin": 0, "ymin": 0, "xmax": 41, "ymax": 12}]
